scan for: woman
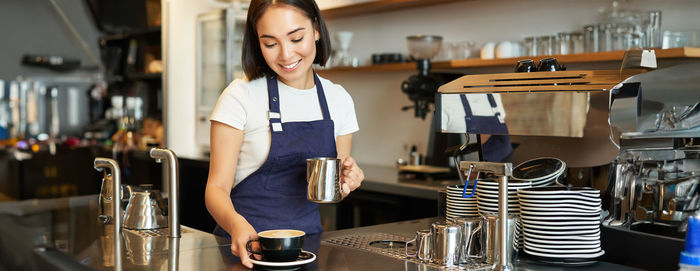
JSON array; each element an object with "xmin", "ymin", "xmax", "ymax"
[{"xmin": 205, "ymin": 0, "xmax": 364, "ymax": 268}]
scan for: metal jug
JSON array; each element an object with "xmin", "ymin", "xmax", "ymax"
[
  {"xmin": 306, "ymin": 157, "xmax": 343, "ymax": 203},
  {"xmin": 122, "ymin": 184, "xmax": 168, "ymax": 230},
  {"xmin": 431, "ymin": 221, "xmax": 463, "ymax": 267},
  {"xmin": 405, "ymin": 229, "xmax": 432, "ymax": 262}
]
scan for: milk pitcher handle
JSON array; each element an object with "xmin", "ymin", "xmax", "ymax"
[
  {"xmin": 405, "ymin": 236, "xmax": 418, "ymax": 258},
  {"xmin": 417, "ymin": 235, "xmax": 431, "ymax": 262},
  {"xmin": 467, "ymin": 222, "xmax": 482, "ymax": 259}
]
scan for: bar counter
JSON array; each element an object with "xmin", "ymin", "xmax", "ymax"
[
  {"xmin": 0, "ymin": 194, "xmax": 644, "ymax": 270},
  {"xmin": 180, "ymin": 152, "xmax": 458, "ymax": 200}
]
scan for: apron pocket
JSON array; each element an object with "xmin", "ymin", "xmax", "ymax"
[{"xmin": 264, "ymin": 153, "xmax": 308, "ymax": 196}]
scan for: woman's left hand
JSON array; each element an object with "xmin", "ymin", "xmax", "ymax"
[{"xmin": 340, "ymin": 157, "xmax": 364, "ymax": 198}]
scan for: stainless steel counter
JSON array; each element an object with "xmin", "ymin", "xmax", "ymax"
[
  {"xmin": 0, "ymin": 195, "xmax": 239, "ymax": 271},
  {"xmin": 318, "ymin": 218, "xmax": 644, "ymax": 271},
  {"xmin": 0, "ymin": 195, "xmax": 645, "ymax": 271}
]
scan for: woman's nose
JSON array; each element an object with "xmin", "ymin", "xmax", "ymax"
[{"xmin": 278, "ymin": 42, "xmax": 293, "ymax": 60}]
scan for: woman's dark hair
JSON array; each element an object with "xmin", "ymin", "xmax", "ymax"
[{"xmin": 242, "ymin": 0, "xmax": 331, "ymax": 80}]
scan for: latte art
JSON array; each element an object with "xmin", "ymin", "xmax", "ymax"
[{"xmin": 259, "ymin": 229, "xmax": 305, "ymax": 238}]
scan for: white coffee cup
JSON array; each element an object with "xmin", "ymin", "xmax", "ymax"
[{"xmin": 480, "ymin": 42, "xmax": 496, "ymax": 59}]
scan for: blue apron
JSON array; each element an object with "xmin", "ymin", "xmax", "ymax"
[
  {"xmin": 459, "ymin": 94, "xmax": 513, "ymax": 162},
  {"xmin": 214, "ymin": 72, "xmax": 336, "ymax": 237}
]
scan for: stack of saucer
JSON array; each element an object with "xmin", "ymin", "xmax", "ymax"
[
  {"xmin": 446, "ymin": 185, "xmax": 479, "ymax": 220},
  {"xmin": 518, "ymin": 187, "xmax": 604, "ymax": 266},
  {"xmin": 513, "ymin": 219, "xmax": 523, "ymax": 251},
  {"xmin": 511, "ymin": 157, "xmax": 566, "ymax": 186},
  {"xmin": 475, "ymin": 179, "xmax": 531, "ymax": 215}
]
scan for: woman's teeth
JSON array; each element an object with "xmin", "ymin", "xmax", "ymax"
[{"xmin": 282, "ymin": 60, "xmax": 300, "ymax": 69}]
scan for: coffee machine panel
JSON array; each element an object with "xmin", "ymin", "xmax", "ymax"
[{"xmin": 604, "ymin": 62, "xmax": 700, "ymax": 237}]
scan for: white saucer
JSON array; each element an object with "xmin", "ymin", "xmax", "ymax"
[
  {"xmin": 521, "ymin": 227, "xmax": 600, "ymax": 236},
  {"xmin": 524, "ymin": 244, "xmax": 601, "ymax": 254},
  {"xmin": 476, "ymin": 196, "xmax": 520, "ymax": 204},
  {"xmin": 517, "ymin": 194, "xmax": 599, "ymax": 201},
  {"xmin": 520, "ymin": 210, "xmax": 600, "ymax": 217},
  {"xmin": 519, "ymin": 186, "xmax": 599, "ymax": 194},
  {"xmin": 520, "ymin": 206, "xmax": 601, "ymax": 213},
  {"xmin": 523, "ymin": 231, "xmax": 600, "ymax": 241},
  {"xmin": 521, "ymin": 221, "xmax": 600, "ymax": 230},
  {"xmin": 249, "ymin": 250, "xmax": 316, "ymax": 269},
  {"xmin": 524, "ymin": 236, "xmax": 601, "ymax": 246},
  {"xmin": 479, "ymin": 180, "xmax": 533, "ymax": 186},
  {"xmin": 524, "ymin": 248, "xmax": 605, "ymax": 259},
  {"xmin": 519, "ymin": 202, "xmax": 601, "ymax": 211},
  {"xmin": 519, "ymin": 198, "xmax": 601, "ymax": 206},
  {"xmin": 520, "ymin": 215, "xmax": 601, "ymax": 223},
  {"xmin": 521, "ymin": 219, "xmax": 600, "ymax": 226},
  {"xmin": 525, "ymin": 241, "xmax": 600, "ymax": 250}
]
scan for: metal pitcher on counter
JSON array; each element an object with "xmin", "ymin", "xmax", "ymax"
[
  {"xmin": 122, "ymin": 184, "xmax": 168, "ymax": 230},
  {"xmin": 95, "ymin": 147, "xmax": 181, "ymax": 238}
]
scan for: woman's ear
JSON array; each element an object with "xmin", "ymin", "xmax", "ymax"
[{"xmin": 314, "ymin": 23, "xmax": 320, "ymax": 42}]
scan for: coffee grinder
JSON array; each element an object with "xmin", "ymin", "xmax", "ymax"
[
  {"xmin": 400, "ymin": 35, "xmax": 466, "ymax": 170},
  {"xmin": 401, "ymin": 35, "xmax": 442, "ymax": 120}
]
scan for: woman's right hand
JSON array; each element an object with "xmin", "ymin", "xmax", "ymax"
[{"xmin": 229, "ymin": 216, "xmax": 259, "ymax": 269}]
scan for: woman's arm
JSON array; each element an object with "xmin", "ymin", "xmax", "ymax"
[
  {"xmin": 335, "ymin": 133, "xmax": 352, "ymax": 160},
  {"xmin": 336, "ymin": 134, "xmax": 364, "ymax": 198},
  {"xmin": 205, "ymin": 121, "xmax": 258, "ymax": 268}
]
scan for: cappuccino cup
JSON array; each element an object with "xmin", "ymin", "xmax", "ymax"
[{"xmin": 246, "ymin": 229, "xmax": 305, "ymax": 262}]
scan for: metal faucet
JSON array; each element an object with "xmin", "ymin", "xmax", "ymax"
[
  {"xmin": 459, "ymin": 161, "xmax": 513, "ymax": 271},
  {"xmin": 149, "ymin": 148, "xmax": 181, "ymax": 238},
  {"xmin": 94, "ymin": 157, "xmax": 122, "ymax": 270}
]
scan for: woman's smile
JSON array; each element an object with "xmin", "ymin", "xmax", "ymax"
[{"xmin": 280, "ymin": 59, "xmax": 302, "ymax": 72}]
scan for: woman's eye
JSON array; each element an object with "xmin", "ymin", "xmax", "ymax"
[
  {"xmin": 291, "ymin": 37, "xmax": 303, "ymax": 43},
  {"xmin": 263, "ymin": 43, "xmax": 277, "ymax": 48}
]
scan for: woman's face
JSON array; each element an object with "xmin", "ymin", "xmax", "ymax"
[{"xmin": 256, "ymin": 5, "xmax": 319, "ymax": 89}]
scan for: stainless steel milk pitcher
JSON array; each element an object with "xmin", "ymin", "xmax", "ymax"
[
  {"xmin": 306, "ymin": 157, "xmax": 343, "ymax": 203},
  {"xmin": 452, "ymin": 216, "xmax": 482, "ymax": 264},
  {"xmin": 406, "ymin": 229, "xmax": 432, "ymax": 262},
  {"xmin": 431, "ymin": 221, "xmax": 463, "ymax": 267}
]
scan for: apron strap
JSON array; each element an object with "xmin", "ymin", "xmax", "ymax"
[
  {"xmin": 313, "ymin": 72, "xmax": 331, "ymax": 121},
  {"xmin": 459, "ymin": 94, "xmax": 473, "ymax": 118},
  {"xmin": 266, "ymin": 75, "xmax": 283, "ymax": 133},
  {"xmin": 486, "ymin": 93, "xmax": 505, "ymax": 123}
]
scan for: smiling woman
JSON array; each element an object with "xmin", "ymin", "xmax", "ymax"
[
  {"xmin": 204, "ymin": 0, "xmax": 364, "ymax": 269},
  {"xmin": 241, "ymin": 0, "xmax": 331, "ymax": 87},
  {"xmin": 255, "ymin": 6, "xmax": 320, "ymax": 88}
]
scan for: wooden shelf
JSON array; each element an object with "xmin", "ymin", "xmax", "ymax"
[
  {"xmin": 318, "ymin": 62, "xmax": 416, "ymax": 73},
  {"xmin": 126, "ymin": 72, "xmax": 162, "ymax": 81},
  {"xmin": 100, "ymin": 26, "xmax": 161, "ymax": 43},
  {"xmin": 321, "ymin": 0, "xmax": 468, "ymax": 19},
  {"xmin": 318, "ymin": 47, "xmax": 700, "ymax": 73}
]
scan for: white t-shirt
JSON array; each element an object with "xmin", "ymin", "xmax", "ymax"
[{"xmin": 210, "ymin": 75, "xmax": 359, "ymax": 186}]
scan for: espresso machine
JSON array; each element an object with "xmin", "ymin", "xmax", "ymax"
[
  {"xmin": 604, "ymin": 62, "xmax": 700, "ymax": 234},
  {"xmin": 600, "ymin": 62, "xmax": 700, "ymax": 269}
]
